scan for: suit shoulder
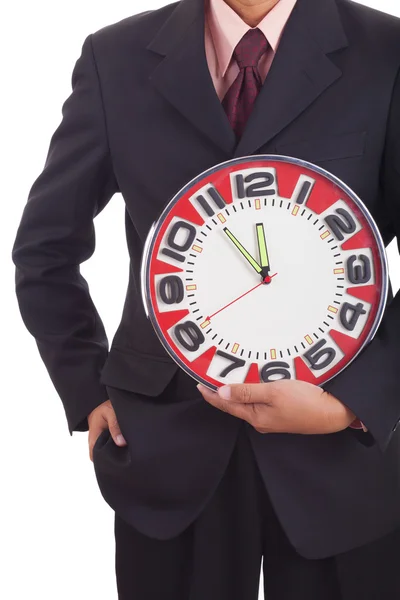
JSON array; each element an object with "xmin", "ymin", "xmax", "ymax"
[
  {"xmin": 338, "ymin": 0, "xmax": 400, "ymax": 56},
  {"xmin": 90, "ymin": 1, "xmax": 180, "ymax": 50}
]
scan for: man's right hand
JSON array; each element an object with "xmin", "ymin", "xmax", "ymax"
[{"xmin": 88, "ymin": 400, "xmax": 127, "ymax": 461}]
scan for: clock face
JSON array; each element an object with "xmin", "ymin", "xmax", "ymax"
[{"xmin": 141, "ymin": 156, "xmax": 388, "ymax": 389}]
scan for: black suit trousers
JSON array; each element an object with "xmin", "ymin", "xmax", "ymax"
[{"xmin": 114, "ymin": 423, "xmax": 400, "ymax": 600}]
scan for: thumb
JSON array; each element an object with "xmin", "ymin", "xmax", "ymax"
[
  {"xmin": 218, "ymin": 383, "xmax": 275, "ymax": 405},
  {"xmin": 107, "ymin": 414, "xmax": 127, "ymax": 447}
]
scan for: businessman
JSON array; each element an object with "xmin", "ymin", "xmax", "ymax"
[{"xmin": 12, "ymin": 0, "xmax": 400, "ymax": 598}]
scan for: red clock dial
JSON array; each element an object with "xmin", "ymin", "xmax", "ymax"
[{"xmin": 141, "ymin": 156, "xmax": 388, "ymax": 390}]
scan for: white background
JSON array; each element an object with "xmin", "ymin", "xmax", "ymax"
[{"xmin": 2, "ymin": 1, "xmax": 400, "ymax": 598}]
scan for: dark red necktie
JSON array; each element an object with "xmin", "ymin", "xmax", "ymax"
[{"xmin": 222, "ymin": 28, "xmax": 269, "ymax": 139}]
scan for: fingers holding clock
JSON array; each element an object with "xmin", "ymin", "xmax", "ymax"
[
  {"xmin": 197, "ymin": 380, "xmax": 357, "ymax": 435},
  {"xmin": 197, "ymin": 383, "xmax": 259, "ymax": 425}
]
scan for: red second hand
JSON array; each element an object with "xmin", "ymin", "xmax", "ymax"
[{"xmin": 207, "ymin": 273, "xmax": 278, "ymax": 321}]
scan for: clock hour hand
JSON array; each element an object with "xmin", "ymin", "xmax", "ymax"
[
  {"xmin": 256, "ymin": 223, "xmax": 271, "ymax": 278},
  {"xmin": 223, "ymin": 227, "xmax": 263, "ymax": 276}
]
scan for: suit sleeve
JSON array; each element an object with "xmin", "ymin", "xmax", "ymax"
[
  {"xmin": 323, "ymin": 67, "xmax": 400, "ymax": 454},
  {"xmin": 12, "ymin": 34, "xmax": 118, "ymax": 434}
]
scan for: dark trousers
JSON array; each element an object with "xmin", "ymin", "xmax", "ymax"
[{"xmin": 114, "ymin": 425, "xmax": 400, "ymax": 599}]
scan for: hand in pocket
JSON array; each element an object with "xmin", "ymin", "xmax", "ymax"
[{"xmin": 88, "ymin": 400, "xmax": 127, "ymax": 461}]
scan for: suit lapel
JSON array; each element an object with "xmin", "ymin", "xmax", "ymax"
[
  {"xmin": 147, "ymin": 0, "xmax": 236, "ymax": 156},
  {"xmin": 234, "ymin": 0, "xmax": 348, "ymax": 157},
  {"xmin": 147, "ymin": 0, "xmax": 348, "ymax": 158}
]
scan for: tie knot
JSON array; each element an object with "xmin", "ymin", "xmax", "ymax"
[{"xmin": 233, "ymin": 28, "xmax": 269, "ymax": 69}]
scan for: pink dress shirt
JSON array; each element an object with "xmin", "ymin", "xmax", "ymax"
[
  {"xmin": 203, "ymin": 0, "xmax": 367, "ymax": 433},
  {"xmin": 204, "ymin": 0, "xmax": 297, "ymax": 101}
]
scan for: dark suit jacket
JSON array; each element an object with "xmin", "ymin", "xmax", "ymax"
[{"xmin": 12, "ymin": 0, "xmax": 400, "ymax": 559}]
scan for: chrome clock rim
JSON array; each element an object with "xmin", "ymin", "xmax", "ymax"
[{"xmin": 141, "ymin": 154, "xmax": 389, "ymax": 389}]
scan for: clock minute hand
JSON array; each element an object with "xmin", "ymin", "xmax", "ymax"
[
  {"xmin": 223, "ymin": 227, "xmax": 262, "ymax": 276},
  {"xmin": 256, "ymin": 223, "xmax": 271, "ymax": 278}
]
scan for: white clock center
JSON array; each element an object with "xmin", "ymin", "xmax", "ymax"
[{"xmin": 190, "ymin": 199, "xmax": 340, "ymax": 355}]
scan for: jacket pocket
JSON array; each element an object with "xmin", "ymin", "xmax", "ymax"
[
  {"xmin": 99, "ymin": 344, "xmax": 179, "ymax": 396},
  {"xmin": 275, "ymin": 130, "xmax": 366, "ymax": 164},
  {"xmin": 93, "ymin": 427, "xmax": 111, "ymax": 453}
]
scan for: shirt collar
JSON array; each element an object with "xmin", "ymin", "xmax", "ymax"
[{"xmin": 206, "ymin": 0, "xmax": 297, "ymax": 78}]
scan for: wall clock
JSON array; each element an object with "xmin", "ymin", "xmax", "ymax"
[{"xmin": 141, "ymin": 155, "xmax": 388, "ymax": 389}]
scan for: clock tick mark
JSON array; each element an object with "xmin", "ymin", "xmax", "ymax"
[
  {"xmin": 206, "ymin": 225, "xmax": 212, "ymax": 231},
  {"xmin": 212, "ymin": 219, "xmax": 218, "ymax": 226},
  {"xmin": 327, "ymin": 315, "xmax": 334, "ymax": 320},
  {"xmin": 206, "ymin": 329, "xmax": 212, "ymax": 334},
  {"xmin": 301, "ymin": 209, "xmax": 306, "ymax": 216},
  {"xmin": 218, "ymin": 339, "xmax": 224, "ymax": 346},
  {"xmin": 301, "ymin": 342, "xmax": 306, "ymax": 349},
  {"xmin": 313, "ymin": 219, "xmax": 319, "ymax": 225},
  {"xmin": 307, "ymin": 214, "xmax": 312, "ymax": 220},
  {"xmin": 313, "ymin": 333, "xmax": 319, "ymax": 339},
  {"xmin": 334, "ymin": 300, "xmax": 341, "ymax": 305},
  {"xmin": 280, "ymin": 200, "xmax": 283, "ymax": 207},
  {"xmin": 240, "ymin": 202, "xmax": 244, "ymax": 210},
  {"xmin": 187, "ymin": 294, "xmax": 195, "ymax": 298},
  {"xmin": 248, "ymin": 351, "xmax": 252, "ymax": 358},
  {"xmin": 201, "ymin": 231, "xmax": 207, "ymax": 237},
  {"xmin": 328, "ymin": 305, "xmax": 340, "ymax": 315},
  {"xmin": 217, "ymin": 213, "xmax": 226, "ymax": 224},
  {"xmin": 279, "ymin": 351, "xmax": 283, "ymax": 358},
  {"xmin": 240, "ymin": 349, "xmax": 245, "ymax": 357},
  {"xmin": 193, "ymin": 309, "xmax": 199, "ymax": 314},
  {"xmin": 318, "ymin": 225, "xmax": 324, "ymax": 230},
  {"xmin": 233, "ymin": 205, "xmax": 237, "ymax": 213},
  {"xmin": 189, "ymin": 253, "xmax": 197, "ymax": 258},
  {"xmin": 334, "ymin": 253, "xmax": 340, "ymax": 257},
  {"xmin": 287, "ymin": 202, "xmax": 291, "ymax": 210},
  {"xmin": 189, "ymin": 302, "xmax": 196, "ymax": 306},
  {"xmin": 323, "ymin": 321, "xmax": 329, "ymax": 327},
  {"xmin": 287, "ymin": 349, "xmax": 291, "ymax": 356},
  {"xmin": 225, "ymin": 343, "xmax": 230, "ymax": 350},
  {"xmin": 212, "ymin": 334, "xmax": 218, "ymax": 340},
  {"xmin": 332, "ymin": 246, "xmax": 338, "ymax": 250},
  {"xmin": 319, "ymin": 327, "xmax": 324, "ymax": 333},
  {"xmin": 196, "ymin": 316, "xmax": 203, "ymax": 321},
  {"xmin": 272, "ymin": 199, "xmax": 275, "ymax": 206}
]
